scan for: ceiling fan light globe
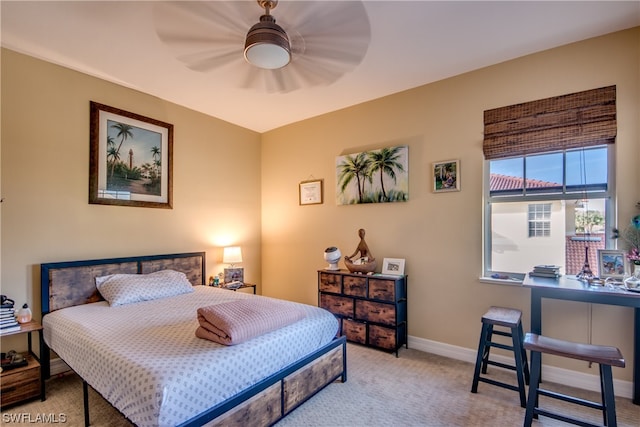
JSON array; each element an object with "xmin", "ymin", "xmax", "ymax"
[{"xmin": 244, "ymin": 21, "xmax": 291, "ymax": 69}]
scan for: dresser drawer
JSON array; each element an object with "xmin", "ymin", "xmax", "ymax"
[
  {"xmin": 343, "ymin": 276, "xmax": 367, "ymax": 297},
  {"xmin": 355, "ymin": 300, "xmax": 396, "ymax": 326},
  {"xmin": 369, "ymin": 279, "xmax": 396, "ymax": 301},
  {"xmin": 319, "ymin": 273, "xmax": 342, "ymax": 293},
  {"xmin": 342, "ymin": 319, "xmax": 366, "ymax": 344},
  {"xmin": 320, "ymin": 294, "xmax": 354, "ymax": 318},
  {"xmin": 368, "ymin": 325, "xmax": 396, "ymax": 350}
]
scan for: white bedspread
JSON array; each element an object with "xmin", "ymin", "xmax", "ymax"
[{"xmin": 43, "ymin": 286, "xmax": 339, "ymax": 427}]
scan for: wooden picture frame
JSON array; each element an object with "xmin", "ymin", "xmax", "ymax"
[
  {"xmin": 433, "ymin": 159, "xmax": 460, "ymax": 193},
  {"xmin": 597, "ymin": 249, "xmax": 627, "ymax": 279},
  {"xmin": 89, "ymin": 101, "xmax": 173, "ymax": 208},
  {"xmin": 299, "ymin": 179, "xmax": 323, "ymax": 205},
  {"xmin": 381, "ymin": 258, "xmax": 405, "ymax": 276}
]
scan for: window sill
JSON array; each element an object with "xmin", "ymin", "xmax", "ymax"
[{"xmin": 478, "ymin": 273, "xmax": 525, "ymax": 286}]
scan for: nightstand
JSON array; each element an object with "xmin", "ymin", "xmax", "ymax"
[
  {"xmin": 0, "ymin": 321, "xmax": 45, "ymax": 408},
  {"xmin": 223, "ymin": 283, "xmax": 257, "ymax": 294}
]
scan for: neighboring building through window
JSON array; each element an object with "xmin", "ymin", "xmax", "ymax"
[{"xmin": 528, "ymin": 203, "xmax": 551, "ymax": 237}]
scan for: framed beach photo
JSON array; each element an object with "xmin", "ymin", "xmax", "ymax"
[
  {"xmin": 89, "ymin": 101, "xmax": 173, "ymax": 209},
  {"xmin": 597, "ymin": 249, "xmax": 627, "ymax": 279},
  {"xmin": 381, "ymin": 258, "xmax": 405, "ymax": 276},
  {"xmin": 433, "ymin": 159, "xmax": 460, "ymax": 192},
  {"xmin": 299, "ymin": 179, "xmax": 323, "ymax": 205}
]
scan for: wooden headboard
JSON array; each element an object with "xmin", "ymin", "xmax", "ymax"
[{"xmin": 40, "ymin": 252, "xmax": 206, "ymax": 315}]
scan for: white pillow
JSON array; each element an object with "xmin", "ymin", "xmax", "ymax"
[{"xmin": 96, "ymin": 269, "xmax": 194, "ymax": 306}]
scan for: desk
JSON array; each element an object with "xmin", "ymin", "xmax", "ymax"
[{"xmin": 523, "ymin": 274, "xmax": 640, "ymax": 405}]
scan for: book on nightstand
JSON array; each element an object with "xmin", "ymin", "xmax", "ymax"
[{"xmin": 0, "ymin": 324, "xmax": 21, "ymax": 334}]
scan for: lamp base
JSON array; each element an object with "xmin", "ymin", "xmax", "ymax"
[{"xmin": 325, "ymin": 263, "xmax": 340, "ymax": 271}]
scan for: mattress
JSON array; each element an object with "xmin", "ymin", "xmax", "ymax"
[{"xmin": 43, "ymin": 286, "xmax": 339, "ymax": 426}]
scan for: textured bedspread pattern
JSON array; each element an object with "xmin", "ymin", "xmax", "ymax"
[
  {"xmin": 43, "ymin": 287, "xmax": 338, "ymax": 427},
  {"xmin": 196, "ymin": 298, "xmax": 307, "ymax": 345}
]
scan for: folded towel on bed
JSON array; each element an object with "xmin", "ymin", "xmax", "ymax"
[{"xmin": 195, "ymin": 298, "xmax": 307, "ymax": 345}]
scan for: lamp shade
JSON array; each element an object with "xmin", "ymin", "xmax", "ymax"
[
  {"xmin": 223, "ymin": 246, "xmax": 243, "ymax": 265},
  {"xmin": 244, "ymin": 14, "xmax": 291, "ymax": 69}
]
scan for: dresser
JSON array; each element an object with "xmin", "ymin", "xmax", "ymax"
[{"xmin": 318, "ymin": 270, "xmax": 407, "ymax": 356}]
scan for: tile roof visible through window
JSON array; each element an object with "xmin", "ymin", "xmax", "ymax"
[
  {"xmin": 490, "ymin": 174, "xmax": 560, "ymax": 191},
  {"xmin": 566, "ymin": 234, "xmax": 605, "ymax": 276}
]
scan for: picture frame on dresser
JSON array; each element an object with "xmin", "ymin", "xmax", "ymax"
[
  {"xmin": 89, "ymin": 101, "xmax": 174, "ymax": 209},
  {"xmin": 382, "ymin": 258, "xmax": 405, "ymax": 276}
]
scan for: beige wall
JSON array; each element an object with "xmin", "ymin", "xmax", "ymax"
[
  {"xmin": 1, "ymin": 28, "xmax": 638, "ymax": 384},
  {"xmin": 261, "ymin": 28, "xmax": 639, "ymax": 382},
  {"xmin": 1, "ymin": 49, "xmax": 263, "ymax": 349}
]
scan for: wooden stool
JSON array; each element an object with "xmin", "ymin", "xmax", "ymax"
[
  {"xmin": 471, "ymin": 306, "xmax": 530, "ymax": 407},
  {"xmin": 523, "ymin": 333, "xmax": 625, "ymax": 427}
]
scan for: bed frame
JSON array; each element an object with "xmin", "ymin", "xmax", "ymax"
[{"xmin": 40, "ymin": 251, "xmax": 347, "ymax": 427}]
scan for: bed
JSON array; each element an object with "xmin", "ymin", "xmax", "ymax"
[{"xmin": 40, "ymin": 252, "xmax": 347, "ymax": 427}]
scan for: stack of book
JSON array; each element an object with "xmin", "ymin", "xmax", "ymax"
[
  {"xmin": 529, "ymin": 265, "xmax": 562, "ymax": 278},
  {"xmin": 0, "ymin": 303, "xmax": 20, "ymax": 334}
]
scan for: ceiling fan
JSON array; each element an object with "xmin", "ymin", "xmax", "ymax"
[{"xmin": 153, "ymin": 1, "xmax": 371, "ymax": 93}]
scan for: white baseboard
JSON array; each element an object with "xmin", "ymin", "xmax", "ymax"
[
  {"xmin": 408, "ymin": 335, "xmax": 633, "ymax": 400},
  {"xmin": 49, "ymin": 357, "xmax": 72, "ymax": 377}
]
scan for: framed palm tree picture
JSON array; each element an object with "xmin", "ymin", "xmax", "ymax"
[
  {"xmin": 336, "ymin": 145, "xmax": 408, "ymax": 205},
  {"xmin": 89, "ymin": 101, "xmax": 173, "ymax": 208}
]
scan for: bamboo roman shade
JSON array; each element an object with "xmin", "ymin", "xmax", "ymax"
[{"xmin": 483, "ymin": 86, "xmax": 616, "ymax": 160}]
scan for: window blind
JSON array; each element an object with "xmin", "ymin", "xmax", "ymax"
[{"xmin": 483, "ymin": 86, "xmax": 616, "ymax": 160}]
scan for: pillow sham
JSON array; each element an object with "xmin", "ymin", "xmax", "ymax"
[{"xmin": 96, "ymin": 269, "xmax": 194, "ymax": 306}]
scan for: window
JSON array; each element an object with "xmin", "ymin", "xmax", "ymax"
[
  {"xmin": 482, "ymin": 86, "xmax": 616, "ymax": 278},
  {"xmin": 528, "ymin": 204, "xmax": 551, "ymax": 237},
  {"xmin": 484, "ymin": 146, "xmax": 613, "ymax": 277}
]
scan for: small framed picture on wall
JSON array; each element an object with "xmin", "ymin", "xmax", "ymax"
[
  {"xmin": 299, "ymin": 179, "xmax": 323, "ymax": 205},
  {"xmin": 433, "ymin": 159, "xmax": 460, "ymax": 193}
]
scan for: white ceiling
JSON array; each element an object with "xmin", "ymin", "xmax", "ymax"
[{"xmin": 2, "ymin": 1, "xmax": 639, "ymax": 133}]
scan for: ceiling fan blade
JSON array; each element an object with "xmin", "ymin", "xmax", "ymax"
[
  {"xmin": 154, "ymin": 1, "xmax": 254, "ymax": 72},
  {"xmin": 178, "ymin": 49, "xmax": 241, "ymax": 72},
  {"xmin": 279, "ymin": 1, "xmax": 371, "ymax": 83}
]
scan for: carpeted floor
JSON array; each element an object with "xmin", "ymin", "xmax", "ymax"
[{"xmin": 2, "ymin": 343, "xmax": 638, "ymax": 426}]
